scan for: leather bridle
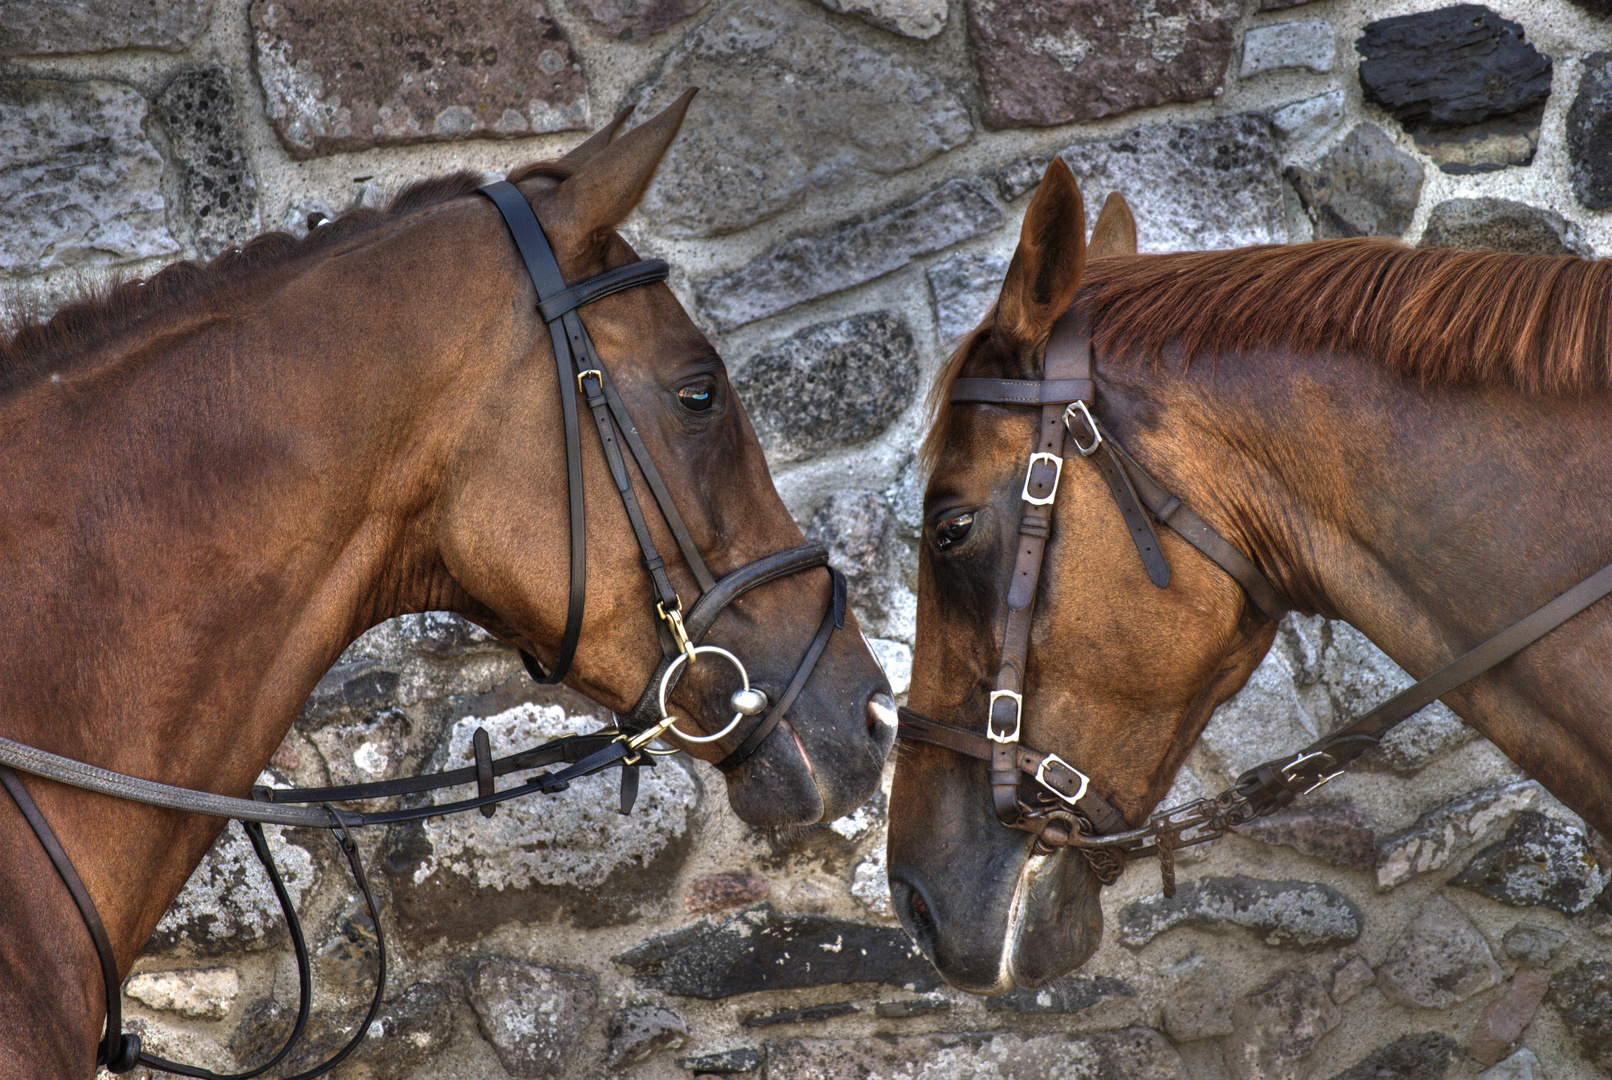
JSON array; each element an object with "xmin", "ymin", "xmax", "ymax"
[
  {"xmin": 898, "ymin": 302, "xmax": 1612, "ymax": 895},
  {"xmin": 0, "ymin": 180, "xmax": 850, "ymax": 1077}
]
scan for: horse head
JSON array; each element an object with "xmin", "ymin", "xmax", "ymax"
[{"xmin": 887, "ymin": 161, "xmax": 1275, "ymax": 991}]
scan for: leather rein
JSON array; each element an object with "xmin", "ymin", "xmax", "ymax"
[
  {"xmin": 898, "ymin": 303, "xmax": 1612, "ymax": 897},
  {"xmin": 0, "ymin": 181, "xmax": 848, "ymax": 1078}
]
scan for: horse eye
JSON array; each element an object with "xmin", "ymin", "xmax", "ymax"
[
  {"xmin": 678, "ymin": 382, "xmax": 715, "ymax": 411},
  {"xmin": 934, "ymin": 512, "xmax": 974, "ymax": 550}
]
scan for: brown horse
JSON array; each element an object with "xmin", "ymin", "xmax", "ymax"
[
  {"xmin": 0, "ymin": 97, "xmax": 893, "ymax": 1074},
  {"xmin": 889, "ymin": 158, "xmax": 1612, "ymax": 992}
]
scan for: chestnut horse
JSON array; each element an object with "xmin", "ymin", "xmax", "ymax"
[
  {"xmin": 889, "ymin": 158, "xmax": 1612, "ymax": 992},
  {"xmin": 0, "ymin": 97, "xmax": 893, "ymax": 1074}
]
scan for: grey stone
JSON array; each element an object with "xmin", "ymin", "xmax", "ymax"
[
  {"xmin": 0, "ymin": 1, "xmax": 210, "ymax": 55},
  {"xmin": 765, "ymin": 1028, "xmax": 1188, "ymax": 1080},
  {"xmin": 1261, "ymin": 0, "xmax": 1319, "ymax": 7},
  {"xmin": 984, "ymin": 975, "xmax": 1136, "ymax": 1015},
  {"xmin": 155, "ymin": 68, "xmax": 259, "ymax": 258},
  {"xmin": 1330, "ymin": 956, "xmax": 1374, "ymax": 1004},
  {"xmin": 468, "ymin": 959, "xmax": 597, "ymax": 1078},
  {"xmin": 632, "ymin": 1, "xmax": 971, "ymax": 238},
  {"xmin": 678, "ymin": 1047, "xmax": 762, "ymax": 1073},
  {"xmin": 1376, "ymin": 892, "xmax": 1504, "ymax": 1009},
  {"xmin": 607, "ymin": 1004, "xmax": 689, "ymax": 1066},
  {"xmin": 1117, "ymin": 876, "xmax": 1363, "ymax": 951},
  {"xmin": 1287, "ymin": 123, "xmax": 1423, "ymax": 239},
  {"xmin": 250, "ymin": 0, "xmax": 588, "ymax": 159},
  {"xmin": 1547, "ymin": 960, "xmax": 1612, "ymax": 1071},
  {"xmin": 1375, "ymin": 779, "xmax": 1543, "ymax": 890},
  {"xmin": 615, "ymin": 904, "xmax": 941, "ymax": 997},
  {"xmin": 874, "ymin": 995, "xmax": 952, "ymax": 1018},
  {"xmin": 742, "ymin": 1001, "xmax": 858, "ymax": 1026},
  {"xmin": 1356, "ymin": 6, "xmax": 1552, "ymax": 174},
  {"xmin": 1273, "ymin": 90, "xmax": 1347, "ymax": 146},
  {"xmin": 384, "ymin": 704, "xmax": 698, "ymax": 942},
  {"xmin": 1221, "ymin": 971, "xmax": 1341, "ymax": 1080},
  {"xmin": 811, "ymin": 0, "xmax": 947, "ymax": 38},
  {"xmin": 148, "ymin": 822, "xmax": 318, "ymax": 955},
  {"xmin": 1233, "ymin": 801, "xmax": 1375, "ymax": 872},
  {"xmin": 807, "ymin": 491, "xmax": 892, "ymax": 597},
  {"xmin": 306, "ymin": 708, "xmax": 411, "ymax": 788},
  {"xmin": 1450, "ymin": 811, "xmax": 1610, "ymax": 914},
  {"xmin": 1327, "ymin": 1033, "xmax": 1463, "ymax": 1080},
  {"xmin": 732, "ymin": 314, "xmax": 918, "ymax": 461},
  {"xmin": 361, "ymin": 982, "xmax": 457, "ymax": 1076},
  {"xmin": 927, "ymin": 252, "xmax": 1008, "ymax": 344},
  {"xmin": 394, "ymin": 610, "xmax": 509, "ymax": 660},
  {"xmin": 697, "ymin": 180, "xmax": 1002, "ymax": 330},
  {"xmin": 570, "ymin": 0, "xmax": 714, "ymax": 38},
  {"xmin": 1162, "ymin": 955, "xmax": 1233, "ymax": 1042},
  {"xmin": 1419, "ymin": 198, "xmax": 1588, "ymax": 255},
  {"xmin": 1199, "ymin": 647, "xmax": 1322, "ymax": 780},
  {"xmin": 125, "ymin": 968, "xmax": 240, "ymax": 1020},
  {"xmin": 1001, "ymin": 114, "xmax": 1284, "ymax": 252},
  {"xmin": 1241, "ymin": 21, "xmax": 1335, "ymax": 77},
  {"xmin": 966, "ymin": 0, "xmax": 1240, "ymax": 130},
  {"xmin": 0, "ymin": 79, "xmax": 179, "ymax": 274},
  {"xmin": 1476, "ymin": 1048, "xmax": 1545, "ymax": 1080},
  {"xmin": 1569, "ymin": 53, "xmax": 1612, "ymax": 209},
  {"xmin": 1503, "ymin": 923, "xmax": 1568, "ymax": 966}
]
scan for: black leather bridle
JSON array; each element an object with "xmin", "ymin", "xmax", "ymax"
[
  {"xmin": 0, "ymin": 180, "xmax": 849, "ymax": 1078},
  {"xmin": 898, "ymin": 302, "xmax": 1612, "ymax": 895}
]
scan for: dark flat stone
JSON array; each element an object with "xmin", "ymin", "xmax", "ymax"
[
  {"xmin": 985, "ymin": 976, "xmax": 1135, "ymax": 1014},
  {"xmin": 615, "ymin": 904, "xmax": 941, "ymax": 998},
  {"xmin": 1548, "ymin": 960, "xmax": 1612, "ymax": 1072},
  {"xmin": 155, "ymin": 67, "xmax": 258, "ymax": 258},
  {"xmin": 742, "ymin": 1001, "xmax": 858, "ymax": 1027},
  {"xmin": 874, "ymin": 995, "xmax": 952, "ymax": 1018},
  {"xmin": 1118, "ymin": 876, "xmax": 1363, "ymax": 951},
  {"xmin": 1449, "ymin": 811, "xmax": 1610, "ymax": 914},
  {"xmin": 678, "ymin": 1047, "xmax": 762, "ymax": 1073},
  {"xmin": 0, "ymin": 0, "xmax": 210, "ymax": 56},
  {"xmin": 1233, "ymin": 801, "xmax": 1375, "ymax": 872}
]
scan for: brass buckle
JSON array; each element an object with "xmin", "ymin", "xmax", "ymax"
[
  {"xmin": 657, "ymin": 597, "xmax": 697, "ymax": 665},
  {"xmin": 576, "ymin": 368, "xmax": 603, "ymax": 393},
  {"xmin": 987, "ymin": 689, "xmax": 1022, "ymax": 743},
  {"xmin": 1063, "ymin": 400, "xmax": 1103, "ymax": 457},
  {"xmin": 1021, "ymin": 452, "xmax": 1064, "ymax": 506},
  {"xmin": 1033, "ymin": 752, "xmax": 1091, "ymax": 805}
]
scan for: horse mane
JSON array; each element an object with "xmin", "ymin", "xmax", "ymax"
[
  {"xmin": 923, "ymin": 238, "xmax": 1612, "ymax": 465},
  {"xmin": 0, "ymin": 160, "xmax": 574, "ymax": 393}
]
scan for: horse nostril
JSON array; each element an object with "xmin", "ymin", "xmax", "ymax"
[{"xmin": 866, "ymin": 692, "xmax": 896, "ymax": 738}]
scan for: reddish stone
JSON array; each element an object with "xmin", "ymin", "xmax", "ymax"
[
  {"xmin": 1469, "ymin": 968, "xmax": 1549, "ymax": 1066},
  {"xmin": 685, "ymin": 871, "xmax": 770, "ymax": 915},
  {"xmin": 250, "ymin": 0, "xmax": 588, "ymax": 160},
  {"xmin": 966, "ymin": 0, "xmax": 1240, "ymax": 130},
  {"xmin": 270, "ymin": 740, "xmax": 300, "ymax": 771}
]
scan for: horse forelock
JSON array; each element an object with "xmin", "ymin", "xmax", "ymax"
[
  {"xmin": 0, "ymin": 162, "xmax": 574, "ymax": 395},
  {"xmin": 923, "ymin": 240, "xmax": 1612, "ymax": 470}
]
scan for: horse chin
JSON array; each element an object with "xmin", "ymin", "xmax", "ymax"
[
  {"xmin": 892, "ymin": 844, "xmax": 1104, "ymax": 995},
  {"xmin": 1004, "ymin": 848, "xmax": 1105, "ymax": 988}
]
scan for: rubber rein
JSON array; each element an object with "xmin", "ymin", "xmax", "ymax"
[
  {"xmin": 898, "ymin": 303, "xmax": 1612, "ymax": 896},
  {"xmin": 0, "ymin": 181, "xmax": 848, "ymax": 1078}
]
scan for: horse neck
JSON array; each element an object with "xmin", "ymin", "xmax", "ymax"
[{"xmin": 1114, "ymin": 343, "xmax": 1612, "ymax": 836}]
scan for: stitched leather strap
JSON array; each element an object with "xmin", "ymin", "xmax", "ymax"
[
  {"xmin": 536, "ymin": 259, "xmax": 669, "ymax": 323},
  {"xmin": 950, "ymin": 378, "xmax": 1096, "ymax": 405}
]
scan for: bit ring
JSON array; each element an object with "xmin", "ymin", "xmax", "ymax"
[{"xmin": 655, "ymin": 646, "xmax": 751, "ymax": 744}]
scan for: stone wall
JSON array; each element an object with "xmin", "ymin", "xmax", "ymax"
[{"xmin": 4, "ymin": 0, "xmax": 1611, "ymax": 1077}]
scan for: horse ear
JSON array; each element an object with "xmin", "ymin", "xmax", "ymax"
[
  {"xmin": 1088, "ymin": 192, "xmax": 1137, "ymax": 258},
  {"xmin": 541, "ymin": 88, "xmax": 697, "ymax": 262},
  {"xmin": 996, "ymin": 157, "xmax": 1087, "ymax": 344},
  {"xmin": 553, "ymin": 102, "xmax": 636, "ymax": 170}
]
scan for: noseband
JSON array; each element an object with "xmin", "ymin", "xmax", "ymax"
[
  {"xmin": 0, "ymin": 180, "xmax": 848, "ymax": 1077},
  {"xmin": 899, "ymin": 303, "xmax": 1612, "ymax": 895}
]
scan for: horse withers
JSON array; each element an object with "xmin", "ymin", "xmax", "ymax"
[
  {"xmin": 889, "ymin": 157, "xmax": 1612, "ymax": 993},
  {"xmin": 0, "ymin": 95, "xmax": 894, "ymax": 1075}
]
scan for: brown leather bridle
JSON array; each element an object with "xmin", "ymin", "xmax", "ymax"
[{"xmin": 899, "ymin": 303, "xmax": 1612, "ymax": 896}]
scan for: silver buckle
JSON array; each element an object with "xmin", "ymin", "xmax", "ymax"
[
  {"xmin": 1021, "ymin": 452, "xmax": 1063, "ymax": 506},
  {"xmin": 987, "ymin": 690, "xmax": 1022, "ymax": 743},
  {"xmin": 1034, "ymin": 752, "xmax": 1091, "ymax": 805},
  {"xmin": 1278, "ymin": 749, "xmax": 1344, "ymax": 795},
  {"xmin": 1063, "ymin": 400, "xmax": 1103, "ymax": 457}
]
